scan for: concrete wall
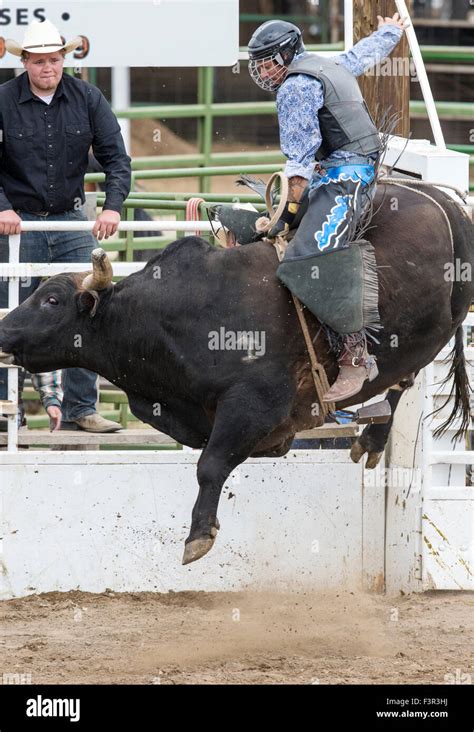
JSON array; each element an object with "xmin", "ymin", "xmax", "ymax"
[{"xmin": 0, "ymin": 449, "xmax": 384, "ymax": 599}]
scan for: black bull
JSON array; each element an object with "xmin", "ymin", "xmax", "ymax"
[{"xmin": 0, "ymin": 182, "xmax": 473, "ymax": 564}]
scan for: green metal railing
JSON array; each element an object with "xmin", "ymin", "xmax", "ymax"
[
  {"xmin": 114, "ymin": 86, "xmax": 473, "ymax": 177},
  {"xmin": 115, "ymin": 97, "xmax": 474, "ymax": 172},
  {"xmin": 420, "ymin": 46, "xmax": 474, "ymax": 62},
  {"xmin": 84, "ymin": 143, "xmax": 474, "ymax": 261},
  {"xmin": 115, "ymin": 99, "xmax": 474, "ymax": 121},
  {"xmin": 22, "ymin": 388, "xmax": 135, "ymax": 430},
  {"xmin": 85, "ymin": 162, "xmax": 283, "ymax": 258},
  {"xmin": 108, "ymin": 42, "xmax": 474, "ymax": 197}
]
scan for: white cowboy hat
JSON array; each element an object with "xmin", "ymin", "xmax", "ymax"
[{"xmin": 5, "ymin": 19, "xmax": 82, "ymax": 57}]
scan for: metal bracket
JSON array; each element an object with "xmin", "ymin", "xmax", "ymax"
[{"xmin": 355, "ymin": 399, "xmax": 392, "ymax": 425}]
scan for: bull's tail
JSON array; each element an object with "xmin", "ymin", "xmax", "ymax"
[{"xmin": 432, "ymin": 325, "xmax": 471, "ymax": 441}]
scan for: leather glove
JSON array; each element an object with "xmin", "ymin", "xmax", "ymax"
[{"xmin": 267, "ymin": 201, "xmax": 300, "ymax": 241}]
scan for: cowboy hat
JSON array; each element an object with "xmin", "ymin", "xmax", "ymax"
[{"xmin": 5, "ymin": 19, "xmax": 82, "ymax": 57}]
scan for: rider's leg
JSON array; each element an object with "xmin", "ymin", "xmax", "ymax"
[
  {"xmin": 279, "ymin": 165, "xmax": 380, "ymax": 402},
  {"xmin": 321, "ymin": 330, "xmax": 378, "ymax": 402}
]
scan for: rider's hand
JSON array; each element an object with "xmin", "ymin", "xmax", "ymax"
[
  {"xmin": 377, "ymin": 12, "xmax": 410, "ymax": 32},
  {"xmin": 267, "ymin": 218, "xmax": 290, "ymax": 241},
  {"xmin": 267, "ymin": 201, "xmax": 300, "ymax": 241}
]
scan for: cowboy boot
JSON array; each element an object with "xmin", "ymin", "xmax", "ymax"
[{"xmin": 322, "ymin": 332, "xmax": 378, "ymax": 403}]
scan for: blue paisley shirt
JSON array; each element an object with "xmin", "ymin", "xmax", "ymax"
[{"xmin": 276, "ymin": 25, "xmax": 404, "ymax": 180}]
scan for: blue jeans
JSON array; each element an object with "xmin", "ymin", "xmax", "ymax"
[
  {"xmin": 0, "ymin": 208, "xmax": 98, "ymax": 421},
  {"xmin": 296, "ymin": 163, "xmax": 376, "ymax": 255}
]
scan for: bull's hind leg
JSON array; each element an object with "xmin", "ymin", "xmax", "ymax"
[
  {"xmin": 350, "ymin": 379, "xmax": 414, "ymax": 469},
  {"xmin": 182, "ymin": 382, "xmax": 292, "ymax": 565}
]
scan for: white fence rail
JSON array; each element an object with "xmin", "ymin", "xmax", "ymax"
[
  {"xmin": 0, "ymin": 222, "xmax": 208, "ymax": 451},
  {"xmin": 386, "ymin": 316, "xmax": 474, "ymax": 593}
]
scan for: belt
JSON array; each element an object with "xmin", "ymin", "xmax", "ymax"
[
  {"xmin": 15, "ymin": 208, "xmax": 73, "ymax": 217},
  {"xmin": 319, "ymin": 164, "xmax": 376, "ymax": 186}
]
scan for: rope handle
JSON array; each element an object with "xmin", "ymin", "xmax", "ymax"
[
  {"xmin": 264, "ymin": 171, "xmax": 289, "ymax": 227},
  {"xmin": 255, "ymin": 171, "xmax": 289, "ymax": 235}
]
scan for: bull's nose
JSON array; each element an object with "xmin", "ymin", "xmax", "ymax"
[{"xmin": 0, "ymin": 351, "xmax": 14, "ymax": 364}]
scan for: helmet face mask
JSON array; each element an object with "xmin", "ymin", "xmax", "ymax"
[
  {"xmin": 247, "ymin": 19, "xmax": 303, "ymax": 92},
  {"xmin": 248, "ymin": 56, "xmax": 289, "ymax": 91}
]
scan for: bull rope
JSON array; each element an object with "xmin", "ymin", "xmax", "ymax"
[
  {"xmin": 378, "ymin": 177, "xmax": 468, "ymax": 205},
  {"xmin": 376, "ymin": 179, "xmax": 455, "ymax": 299},
  {"xmin": 185, "ymin": 197, "xmax": 206, "ymax": 236}
]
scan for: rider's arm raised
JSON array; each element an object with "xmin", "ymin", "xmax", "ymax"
[{"xmin": 338, "ymin": 14, "xmax": 407, "ymax": 78}]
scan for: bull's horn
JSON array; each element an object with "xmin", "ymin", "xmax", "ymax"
[{"xmin": 82, "ymin": 248, "xmax": 113, "ymax": 290}]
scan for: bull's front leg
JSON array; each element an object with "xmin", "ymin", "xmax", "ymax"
[
  {"xmin": 182, "ymin": 453, "xmax": 226, "ymax": 565},
  {"xmin": 182, "ymin": 381, "xmax": 294, "ymax": 564}
]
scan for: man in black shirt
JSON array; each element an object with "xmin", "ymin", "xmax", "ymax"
[{"xmin": 0, "ymin": 19, "xmax": 131, "ymax": 432}]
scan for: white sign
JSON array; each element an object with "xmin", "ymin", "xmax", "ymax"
[{"xmin": 0, "ymin": 0, "xmax": 239, "ymax": 67}]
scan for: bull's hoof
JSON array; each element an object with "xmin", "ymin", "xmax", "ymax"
[
  {"xmin": 365, "ymin": 451, "xmax": 383, "ymax": 469},
  {"xmin": 350, "ymin": 439, "xmax": 366, "ymax": 464},
  {"xmin": 182, "ymin": 535, "xmax": 216, "ymax": 565},
  {"xmin": 350, "ymin": 440, "xmax": 383, "ymax": 469}
]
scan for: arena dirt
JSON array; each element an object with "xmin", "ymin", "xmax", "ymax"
[{"xmin": 1, "ymin": 590, "xmax": 472, "ymax": 684}]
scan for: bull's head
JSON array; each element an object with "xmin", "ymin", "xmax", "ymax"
[{"xmin": 0, "ymin": 248, "xmax": 113, "ymax": 373}]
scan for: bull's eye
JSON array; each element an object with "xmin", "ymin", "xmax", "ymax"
[{"xmin": 46, "ymin": 296, "xmax": 58, "ymax": 306}]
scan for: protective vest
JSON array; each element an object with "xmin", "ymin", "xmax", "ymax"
[{"xmin": 285, "ymin": 53, "xmax": 381, "ymax": 160}]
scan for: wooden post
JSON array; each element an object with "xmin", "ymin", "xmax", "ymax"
[{"xmin": 353, "ymin": 0, "xmax": 412, "ymax": 137}]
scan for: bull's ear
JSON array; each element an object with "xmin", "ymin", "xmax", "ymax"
[{"xmin": 77, "ymin": 290, "xmax": 100, "ymax": 318}]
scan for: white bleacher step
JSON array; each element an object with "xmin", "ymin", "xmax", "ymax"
[
  {"xmin": 0, "ymin": 428, "xmax": 175, "ymax": 447},
  {"xmin": 0, "ymin": 400, "xmax": 18, "ymax": 415},
  {"xmin": 294, "ymin": 423, "xmax": 358, "ymax": 439},
  {"xmin": 0, "ymin": 423, "xmax": 359, "ymax": 447}
]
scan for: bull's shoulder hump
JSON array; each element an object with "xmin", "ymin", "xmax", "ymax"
[{"xmin": 145, "ymin": 236, "xmax": 215, "ymax": 266}]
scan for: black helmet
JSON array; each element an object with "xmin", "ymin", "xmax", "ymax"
[{"xmin": 248, "ymin": 20, "xmax": 304, "ymax": 91}]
